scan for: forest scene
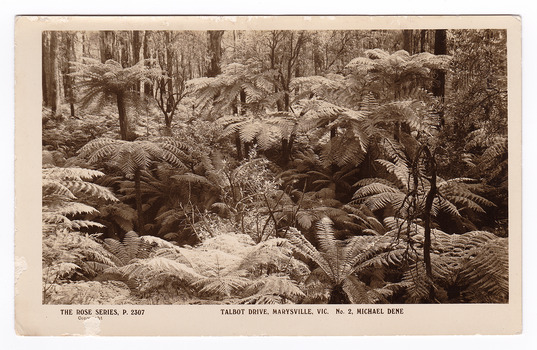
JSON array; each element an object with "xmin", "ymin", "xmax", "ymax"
[{"xmin": 42, "ymin": 28, "xmax": 508, "ymax": 305}]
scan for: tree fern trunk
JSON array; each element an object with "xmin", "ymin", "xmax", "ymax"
[
  {"xmin": 235, "ymin": 133, "xmax": 243, "ymax": 160},
  {"xmin": 328, "ymin": 284, "xmax": 350, "ymax": 304},
  {"xmin": 281, "ymin": 134, "xmax": 295, "ymax": 166},
  {"xmin": 244, "ymin": 142, "xmax": 251, "ymax": 158},
  {"xmin": 134, "ymin": 169, "xmax": 144, "ymax": 233}
]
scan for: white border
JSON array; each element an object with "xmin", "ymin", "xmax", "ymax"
[{"xmin": 3, "ymin": 1, "xmax": 537, "ymax": 349}]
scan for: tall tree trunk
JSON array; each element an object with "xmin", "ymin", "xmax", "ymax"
[
  {"xmin": 42, "ymin": 32, "xmax": 50, "ymax": 107},
  {"xmin": 420, "ymin": 30, "xmax": 427, "ymax": 53},
  {"xmin": 50, "ymin": 31, "xmax": 62, "ymax": 118},
  {"xmin": 64, "ymin": 32, "xmax": 76, "ymax": 117},
  {"xmin": 206, "ymin": 30, "xmax": 224, "ymax": 77},
  {"xmin": 134, "ymin": 169, "xmax": 144, "ymax": 233},
  {"xmin": 143, "ymin": 31, "xmax": 153, "ymax": 94},
  {"xmin": 403, "ymin": 30, "xmax": 413, "ymax": 54},
  {"xmin": 119, "ymin": 34, "xmax": 129, "ymax": 68},
  {"xmin": 82, "ymin": 32, "xmax": 91, "ymax": 57},
  {"xmin": 165, "ymin": 31, "xmax": 175, "ymax": 128},
  {"xmin": 99, "ymin": 31, "xmax": 116, "ymax": 63},
  {"xmin": 132, "ymin": 31, "xmax": 142, "ymax": 64},
  {"xmin": 132, "ymin": 30, "xmax": 143, "ymax": 95},
  {"xmin": 432, "ymin": 29, "xmax": 447, "ymax": 126},
  {"xmin": 116, "ymin": 91, "xmax": 129, "ymax": 140}
]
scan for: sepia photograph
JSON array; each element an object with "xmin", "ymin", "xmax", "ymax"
[
  {"xmin": 14, "ymin": 15, "xmax": 522, "ymax": 336},
  {"xmin": 40, "ymin": 27, "xmax": 509, "ymax": 306}
]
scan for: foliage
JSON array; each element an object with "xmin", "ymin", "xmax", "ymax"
[
  {"xmin": 88, "ymin": 232, "xmax": 309, "ymax": 304},
  {"xmin": 43, "ymin": 29, "xmax": 509, "ymax": 305},
  {"xmin": 78, "ymin": 137, "xmax": 192, "ymax": 234},
  {"xmin": 287, "ymin": 218, "xmax": 386, "ymax": 304},
  {"xmin": 351, "ymin": 140, "xmax": 495, "ymax": 232},
  {"xmin": 42, "ymin": 166, "xmax": 118, "ymax": 233},
  {"xmin": 42, "ymin": 166, "xmax": 120, "ymax": 303},
  {"xmin": 78, "ymin": 137, "xmax": 190, "ymax": 177},
  {"xmin": 45, "ymin": 280, "xmax": 132, "ymax": 305},
  {"xmin": 71, "ymin": 58, "xmax": 162, "ymax": 140},
  {"xmin": 71, "ymin": 58, "xmax": 162, "ymax": 108}
]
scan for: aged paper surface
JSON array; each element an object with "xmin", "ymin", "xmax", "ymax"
[{"xmin": 15, "ymin": 15, "xmax": 521, "ymax": 336}]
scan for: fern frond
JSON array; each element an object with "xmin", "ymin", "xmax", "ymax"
[
  {"xmin": 457, "ymin": 238, "xmax": 508, "ymax": 303},
  {"xmin": 286, "ymin": 227, "xmax": 332, "ymax": 279},
  {"xmin": 342, "ymin": 275, "xmax": 371, "ymax": 304},
  {"xmin": 118, "ymin": 256, "xmax": 202, "ymax": 283},
  {"xmin": 192, "ymin": 271, "xmax": 251, "ymax": 299},
  {"xmin": 244, "ymin": 275, "xmax": 305, "ymax": 302}
]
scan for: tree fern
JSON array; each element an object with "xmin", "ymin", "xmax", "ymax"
[
  {"xmin": 187, "ymin": 60, "xmax": 280, "ymax": 115},
  {"xmin": 71, "ymin": 58, "xmax": 163, "ymax": 140},
  {"xmin": 78, "ymin": 137, "xmax": 192, "ymax": 232},
  {"xmin": 352, "ymin": 145, "xmax": 495, "ymax": 226},
  {"xmin": 286, "ymin": 219, "xmax": 383, "ymax": 303}
]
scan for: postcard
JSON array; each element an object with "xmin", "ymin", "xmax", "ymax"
[{"xmin": 14, "ymin": 15, "xmax": 521, "ymax": 335}]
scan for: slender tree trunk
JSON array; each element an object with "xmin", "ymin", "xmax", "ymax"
[
  {"xmin": 432, "ymin": 29, "xmax": 447, "ymax": 126},
  {"xmin": 165, "ymin": 31, "xmax": 175, "ymax": 128},
  {"xmin": 42, "ymin": 32, "xmax": 50, "ymax": 107},
  {"xmin": 403, "ymin": 30, "xmax": 413, "ymax": 54},
  {"xmin": 50, "ymin": 31, "xmax": 62, "ymax": 118},
  {"xmin": 422, "ymin": 147, "xmax": 437, "ymax": 301},
  {"xmin": 281, "ymin": 134, "xmax": 295, "ymax": 166},
  {"xmin": 143, "ymin": 31, "xmax": 153, "ymax": 94},
  {"xmin": 120, "ymin": 32, "xmax": 131, "ymax": 68},
  {"xmin": 82, "ymin": 33, "xmax": 91, "ymax": 57},
  {"xmin": 132, "ymin": 31, "xmax": 142, "ymax": 64},
  {"xmin": 134, "ymin": 169, "xmax": 144, "ymax": 233},
  {"xmin": 206, "ymin": 30, "xmax": 224, "ymax": 77},
  {"xmin": 281, "ymin": 138, "xmax": 289, "ymax": 164},
  {"xmin": 420, "ymin": 30, "xmax": 427, "ymax": 53},
  {"xmin": 244, "ymin": 141, "xmax": 251, "ymax": 158},
  {"xmin": 64, "ymin": 32, "xmax": 76, "ymax": 117},
  {"xmin": 432, "ymin": 30, "xmax": 447, "ymax": 95},
  {"xmin": 99, "ymin": 31, "xmax": 115, "ymax": 63}
]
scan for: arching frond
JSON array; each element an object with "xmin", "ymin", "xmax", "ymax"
[{"xmin": 78, "ymin": 138, "xmax": 190, "ymax": 177}]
